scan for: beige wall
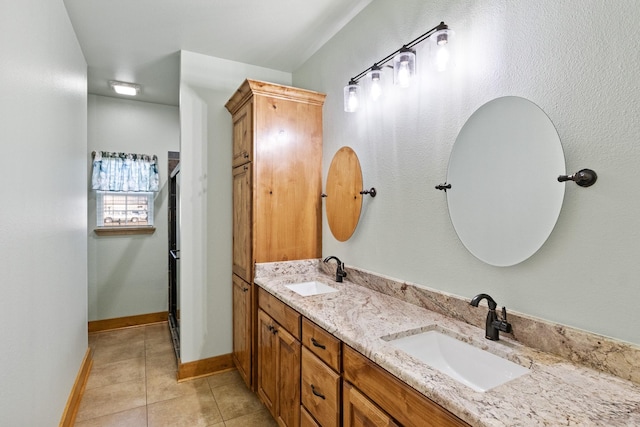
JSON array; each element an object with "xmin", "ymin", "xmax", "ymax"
[{"xmin": 294, "ymin": 0, "xmax": 640, "ymax": 345}]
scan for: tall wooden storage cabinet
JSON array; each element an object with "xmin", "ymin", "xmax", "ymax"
[{"xmin": 225, "ymin": 79, "xmax": 326, "ymax": 390}]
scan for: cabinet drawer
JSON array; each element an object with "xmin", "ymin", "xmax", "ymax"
[
  {"xmin": 343, "ymin": 346, "xmax": 469, "ymax": 427},
  {"xmin": 258, "ymin": 287, "xmax": 300, "ymax": 338},
  {"xmin": 302, "ymin": 318, "xmax": 341, "ymax": 372},
  {"xmin": 301, "ymin": 405, "xmax": 321, "ymax": 427},
  {"xmin": 301, "ymin": 347, "xmax": 340, "ymax": 427}
]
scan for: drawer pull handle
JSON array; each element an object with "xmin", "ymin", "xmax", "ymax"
[
  {"xmin": 311, "ymin": 384, "xmax": 325, "ymax": 400},
  {"xmin": 311, "ymin": 338, "xmax": 326, "ymax": 349}
]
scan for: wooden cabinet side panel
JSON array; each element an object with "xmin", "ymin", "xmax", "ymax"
[
  {"xmin": 343, "ymin": 382, "xmax": 399, "ymax": 427},
  {"xmin": 232, "ymin": 164, "xmax": 253, "ymax": 282},
  {"xmin": 231, "ymin": 275, "xmax": 251, "ymax": 388},
  {"xmin": 342, "ymin": 346, "xmax": 470, "ymax": 427},
  {"xmin": 254, "ymin": 95, "xmax": 322, "ymax": 263},
  {"xmin": 257, "ymin": 309, "xmax": 277, "ymax": 416},
  {"xmin": 276, "ymin": 326, "xmax": 301, "ymax": 427}
]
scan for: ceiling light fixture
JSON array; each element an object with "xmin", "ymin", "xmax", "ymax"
[
  {"xmin": 109, "ymin": 80, "xmax": 141, "ymax": 96},
  {"xmin": 343, "ymin": 21, "xmax": 452, "ymax": 112}
]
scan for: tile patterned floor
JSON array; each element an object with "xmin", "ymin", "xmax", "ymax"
[{"xmin": 76, "ymin": 323, "xmax": 276, "ymax": 427}]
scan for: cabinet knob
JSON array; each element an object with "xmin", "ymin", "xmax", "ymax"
[
  {"xmin": 242, "ymin": 287, "xmax": 249, "ymax": 293},
  {"xmin": 243, "ymin": 152, "xmax": 249, "ymax": 159}
]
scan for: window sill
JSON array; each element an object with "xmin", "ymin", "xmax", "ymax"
[{"xmin": 94, "ymin": 226, "xmax": 156, "ymax": 236}]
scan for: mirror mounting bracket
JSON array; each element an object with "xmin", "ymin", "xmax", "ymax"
[
  {"xmin": 558, "ymin": 169, "xmax": 597, "ymax": 187},
  {"xmin": 360, "ymin": 187, "xmax": 377, "ymax": 197}
]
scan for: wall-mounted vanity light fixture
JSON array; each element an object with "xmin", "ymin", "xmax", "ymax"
[
  {"xmin": 343, "ymin": 21, "xmax": 452, "ymax": 112},
  {"xmin": 558, "ymin": 169, "xmax": 598, "ymax": 187},
  {"xmin": 109, "ymin": 80, "xmax": 141, "ymax": 96}
]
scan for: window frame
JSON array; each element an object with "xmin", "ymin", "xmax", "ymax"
[{"xmin": 94, "ymin": 191, "xmax": 156, "ymax": 235}]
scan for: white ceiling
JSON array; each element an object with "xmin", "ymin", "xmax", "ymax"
[{"xmin": 63, "ymin": 0, "xmax": 372, "ymax": 106}]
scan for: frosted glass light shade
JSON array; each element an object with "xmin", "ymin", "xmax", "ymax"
[
  {"xmin": 343, "ymin": 82, "xmax": 359, "ymax": 112},
  {"xmin": 367, "ymin": 66, "xmax": 383, "ymax": 101},
  {"xmin": 433, "ymin": 28, "xmax": 454, "ymax": 72},
  {"xmin": 393, "ymin": 48, "xmax": 416, "ymax": 88}
]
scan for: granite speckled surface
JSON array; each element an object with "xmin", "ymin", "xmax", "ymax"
[{"xmin": 255, "ymin": 260, "xmax": 640, "ymax": 426}]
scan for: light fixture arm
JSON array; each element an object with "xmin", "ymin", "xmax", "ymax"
[{"xmin": 347, "ymin": 21, "xmax": 449, "ymax": 85}]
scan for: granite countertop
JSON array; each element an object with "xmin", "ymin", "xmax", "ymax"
[{"xmin": 254, "ymin": 269, "xmax": 640, "ymax": 426}]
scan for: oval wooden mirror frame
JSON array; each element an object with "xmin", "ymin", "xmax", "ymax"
[{"xmin": 325, "ymin": 146, "xmax": 363, "ymax": 242}]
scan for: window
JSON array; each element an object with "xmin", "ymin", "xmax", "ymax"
[{"xmin": 96, "ymin": 191, "xmax": 154, "ymax": 227}]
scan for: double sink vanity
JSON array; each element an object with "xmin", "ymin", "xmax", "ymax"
[
  {"xmin": 225, "ymin": 80, "xmax": 640, "ymax": 426},
  {"xmin": 255, "ymin": 259, "xmax": 640, "ymax": 426}
]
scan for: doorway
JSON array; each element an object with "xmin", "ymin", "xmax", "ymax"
[{"xmin": 168, "ymin": 151, "xmax": 180, "ymax": 359}]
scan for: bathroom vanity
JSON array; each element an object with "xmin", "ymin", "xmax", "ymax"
[{"xmin": 253, "ymin": 260, "xmax": 640, "ymax": 426}]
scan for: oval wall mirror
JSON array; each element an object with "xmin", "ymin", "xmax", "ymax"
[
  {"xmin": 325, "ymin": 146, "xmax": 363, "ymax": 241},
  {"xmin": 446, "ymin": 96, "xmax": 566, "ymax": 267}
]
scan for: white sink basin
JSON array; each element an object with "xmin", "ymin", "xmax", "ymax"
[
  {"xmin": 285, "ymin": 281, "xmax": 339, "ymax": 297},
  {"xmin": 383, "ymin": 329, "xmax": 529, "ymax": 392}
]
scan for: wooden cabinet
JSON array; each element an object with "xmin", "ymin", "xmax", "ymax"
[
  {"xmin": 226, "ymin": 79, "xmax": 325, "ymax": 264},
  {"xmin": 226, "ymin": 80, "xmax": 325, "ymax": 391},
  {"xmin": 232, "ymin": 275, "xmax": 252, "ymax": 386},
  {"xmin": 258, "ymin": 290, "xmax": 302, "ymax": 427},
  {"xmin": 343, "ymin": 382, "xmax": 399, "ymax": 427},
  {"xmin": 343, "ymin": 345, "xmax": 469, "ymax": 427},
  {"xmin": 252, "ymin": 289, "xmax": 470, "ymax": 427}
]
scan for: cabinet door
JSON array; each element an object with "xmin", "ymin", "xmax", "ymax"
[
  {"xmin": 276, "ymin": 323, "xmax": 301, "ymax": 427},
  {"xmin": 232, "ymin": 275, "xmax": 251, "ymax": 387},
  {"xmin": 343, "ymin": 382, "xmax": 399, "ymax": 427},
  {"xmin": 257, "ymin": 309, "xmax": 278, "ymax": 416},
  {"xmin": 232, "ymin": 164, "xmax": 252, "ymax": 282},
  {"xmin": 232, "ymin": 101, "xmax": 253, "ymax": 167},
  {"xmin": 254, "ymin": 94, "xmax": 322, "ymax": 262}
]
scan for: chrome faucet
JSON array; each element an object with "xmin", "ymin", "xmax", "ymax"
[
  {"xmin": 323, "ymin": 256, "xmax": 347, "ymax": 282},
  {"xmin": 469, "ymin": 293, "xmax": 512, "ymax": 341}
]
